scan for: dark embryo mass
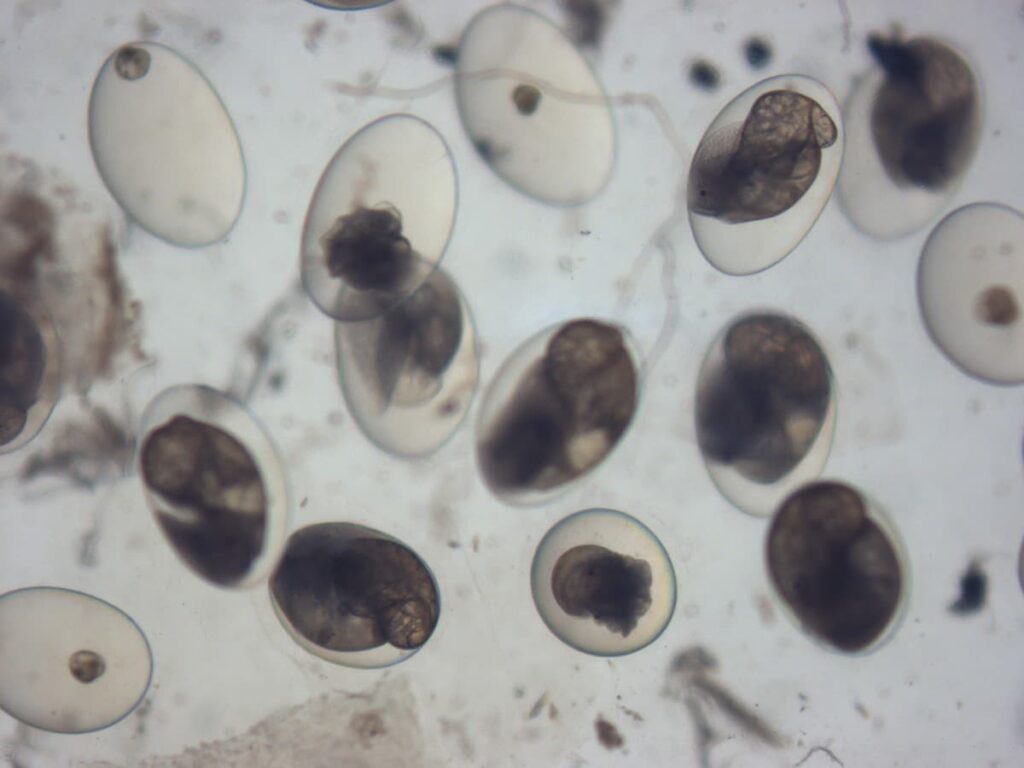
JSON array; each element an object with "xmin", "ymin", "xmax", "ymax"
[
  {"xmin": 271, "ymin": 524, "xmax": 439, "ymax": 652},
  {"xmin": 480, "ymin": 320, "xmax": 637, "ymax": 494},
  {"xmin": 688, "ymin": 90, "xmax": 837, "ymax": 223},
  {"xmin": 0, "ymin": 290, "xmax": 46, "ymax": 446},
  {"xmin": 767, "ymin": 481, "xmax": 902, "ymax": 652},
  {"xmin": 140, "ymin": 415, "xmax": 267, "ymax": 585},
  {"xmin": 552, "ymin": 544, "xmax": 652, "ymax": 636},
  {"xmin": 323, "ymin": 204, "xmax": 415, "ymax": 293},
  {"xmin": 697, "ymin": 314, "xmax": 830, "ymax": 484}
]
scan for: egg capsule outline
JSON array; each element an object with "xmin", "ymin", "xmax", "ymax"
[
  {"xmin": 0, "ymin": 586, "xmax": 153, "ymax": 735},
  {"xmin": 87, "ymin": 41, "xmax": 247, "ymax": 248},
  {"xmin": 302, "ymin": 0, "xmax": 394, "ymax": 10},
  {"xmin": 136, "ymin": 384, "xmax": 291, "ymax": 589}
]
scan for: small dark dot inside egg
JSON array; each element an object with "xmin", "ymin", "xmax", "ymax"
[
  {"xmin": 975, "ymin": 285, "xmax": 1019, "ymax": 326},
  {"xmin": 743, "ymin": 37, "xmax": 772, "ymax": 68},
  {"xmin": 69, "ymin": 650, "xmax": 106, "ymax": 684},
  {"xmin": 512, "ymin": 84, "xmax": 542, "ymax": 116},
  {"xmin": 689, "ymin": 59, "xmax": 721, "ymax": 90},
  {"xmin": 114, "ymin": 46, "xmax": 151, "ymax": 80}
]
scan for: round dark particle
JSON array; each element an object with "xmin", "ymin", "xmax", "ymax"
[
  {"xmin": 68, "ymin": 650, "xmax": 106, "ymax": 684},
  {"xmin": 140, "ymin": 415, "xmax": 267, "ymax": 585},
  {"xmin": 975, "ymin": 285, "xmax": 1019, "ymax": 326},
  {"xmin": 431, "ymin": 44, "xmax": 458, "ymax": 66},
  {"xmin": 512, "ymin": 84, "xmax": 542, "ymax": 116},
  {"xmin": 270, "ymin": 524, "xmax": 439, "ymax": 653},
  {"xmin": 552, "ymin": 544, "xmax": 652, "ymax": 636},
  {"xmin": 689, "ymin": 59, "xmax": 720, "ymax": 90},
  {"xmin": 767, "ymin": 481, "xmax": 903, "ymax": 652},
  {"xmin": 949, "ymin": 562, "xmax": 986, "ymax": 615},
  {"xmin": 321, "ymin": 205, "xmax": 415, "ymax": 293},
  {"xmin": 0, "ymin": 290, "xmax": 47, "ymax": 446},
  {"xmin": 743, "ymin": 37, "xmax": 772, "ymax": 69},
  {"xmin": 114, "ymin": 46, "xmax": 151, "ymax": 80}
]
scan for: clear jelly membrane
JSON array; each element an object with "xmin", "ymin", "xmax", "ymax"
[
  {"xmin": 837, "ymin": 35, "xmax": 981, "ymax": 240},
  {"xmin": 531, "ymin": 508, "xmax": 676, "ymax": 657},
  {"xmin": 88, "ymin": 42, "xmax": 245, "ymax": 247},
  {"xmin": 269, "ymin": 522, "xmax": 440, "ymax": 669},
  {"xmin": 695, "ymin": 312, "xmax": 837, "ymax": 517},
  {"xmin": 454, "ymin": 4, "xmax": 615, "ymax": 206},
  {"xmin": 301, "ymin": 114, "xmax": 457, "ymax": 323},
  {"xmin": 0, "ymin": 587, "xmax": 152, "ymax": 734},
  {"xmin": 917, "ymin": 202, "xmax": 1024, "ymax": 385},
  {"xmin": 476, "ymin": 318, "xmax": 640, "ymax": 506},
  {"xmin": 137, "ymin": 385, "xmax": 290, "ymax": 589},
  {"xmin": 687, "ymin": 75, "xmax": 844, "ymax": 276},
  {"xmin": 766, "ymin": 481, "xmax": 909, "ymax": 654},
  {"xmin": 335, "ymin": 267, "xmax": 479, "ymax": 458},
  {"xmin": 0, "ymin": 289, "xmax": 60, "ymax": 455}
]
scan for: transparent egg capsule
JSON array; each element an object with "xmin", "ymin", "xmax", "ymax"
[
  {"xmin": 88, "ymin": 42, "xmax": 245, "ymax": 247},
  {"xmin": 476, "ymin": 319, "xmax": 640, "ymax": 505},
  {"xmin": 766, "ymin": 481, "xmax": 909, "ymax": 654},
  {"xmin": 0, "ymin": 587, "xmax": 152, "ymax": 734},
  {"xmin": 695, "ymin": 312, "xmax": 837, "ymax": 517},
  {"xmin": 0, "ymin": 289, "xmax": 60, "ymax": 455},
  {"xmin": 917, "ymin": 203, "xmax": 1024, "ymax": 384},
  {"xmin": 335, "ymin": 268, "xmax": 479, "ymax": 457},
  {"xmin": 837, "ymin": 35, "xmax": 981, "ymax": 240},
  {"xmin": 531, "ymin": 509, "xmax": 676, "ymax": 656},
  {"xmin": 301, "ymin": 115, "xmax": 457, "ymax": 323},
  {"xmin": 137, "ymin": 385, "xmax": 289, "ymax": 588},
  {"xmin": 454, "ymin": 4, "xmax": 615, "ymax": 205},
  {"xmin": 687, "ymin": 75, "xmax": 843, "ymax": 275},
  {"xmin": 269, "ymin": 522, "xmax": 440, "ymax": 669},
  {"xmin": 303, "ymin": 0, "xmax": 393, "ymax": 8}
]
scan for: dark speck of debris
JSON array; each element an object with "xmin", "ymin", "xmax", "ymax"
[
  {"xmin": 267, "ymin": 370, "xmax": 286, "ymax": 392},
  {"xmin": 580, "ymin": 230, "xmax": 592, "ymax": 236},
  {"xmin": 949, "ymin": 561, "xmax": 986, "ymax": 615},
  {"xmin": 300, "ymin": 497, "xmax": 308, "ymax": 508},
  {"xmin": 595, "ymin": 716, "xmax": 624, "ymax": 750},
  {"xmin": 387, "ymin": 3, "xmax": 425, "ymax": 49},
  {"xmin": 432, "ymin": 44, "xmax": 458, "ymax": 66},
  {"xmin": 689, "ymin": 59, "xmax": 720, "ymax": 90},
  {"xmin": 447, "ymin": 540, "xmax": 460, "ymax": 549},
  {"xmin": 304, "ymin": 19, "xmax": 328, "ymax": 53},
  {"xmin": 559, "ymin": 0, "xmax": 620, "ymax": 48},
  {"xmin": 744, "ymin": 37, "xmax": 772, "ymax": 68}
]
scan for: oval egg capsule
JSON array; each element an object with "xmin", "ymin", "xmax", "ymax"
[
  {"xmin": 335, "ymin": 268, "xmax": 479, "ymax": 457},
  {"xmin": 766, "ymin": 481, "xmax": 909, "ymax": 654},
  {"xmin": 455, "ymin": 4, "xmax": 615, "ymax": 205},
  {"xmin": 88, "ymin": 42, "xmax": 245, "ymax": 247},
  {"xmin": 531, "ymin": 509, "xmax": 676, "ymax": 656},
  {"xmin": 269, "ymin": 522, "xmax": 440, "ymax": 669},
  {"xmin": 695, "ymin": 312, "xmax": 837, "ymax": 516},
  {"xmin": 687, "ymin": 75, "xmax": 843, "ymax": 275},
  {"xmin": 137, "ymin": 385, "xmax": 289, "ymax": 588},
  {"xmin": 0, "ymin": 289, "xmax": 60, "ymax": 455},
  {"xmin": 476, "ymin": 318, "xmax": 640, "ymax": 505},
  {"xmin": 301, "ymin": 115, "xmax": 457, "ymax": 323},
  {"xmin": 0, "ymin": 587, "xmax": 152, "ymax": 734},
  {"xmin": 918, "ymin": 203, "xmax": 1024, "ymax": 384},
  {"xmin": 837, "ymin": 35, "xmax": 981, "ymax": 240}
]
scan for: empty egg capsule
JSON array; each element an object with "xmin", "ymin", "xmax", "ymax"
[
  {"xmin": 137, "ymin": 385, "xmax": 289, "ymax": 588},
  {"xmin": 687, "ymin": 76, "xmax": 843, "ymax": 275},
  {"xmin": 0, "ymin": 289, "xmax": 60, "ymax": 455},
  {"xmin": 269, "ymin": 522, "xmax": 439, "ymax": 669},
  {"xmin": 917, "ymin": 203, "xmax": 1024, "ymax": 384},
  {"xmin": 301, "ymin": 115, "xmax": 457, "ymax": 323},
  {"xmin": 766, "ymin": 481, "xmax": 908, "ymax": 654},
  {"xmin": 476, "ymin": 319, "xmax": 639, "ymax": 505},
  {"xmin": 531, "ymin": 508, "xmax": 676, "ymax": 656},
  {"xmin": 335, "ymin": 268, "xmax": 479, "ymax": 457},
  {"xmin": 454, "ymin": 4, "xmax": 615, "ymax": 205},
  {"xmin": 695, "ymin": 312, "xmax": 837, "ymax": 516},
  {"xmin": 837, "ymin": 35, "xmax": 981, "ymax": 240},
  {"xmin": 0, "ymin": 587, "xmax": 152, "ymax": 734},
  {"xmin": 88, "ymin": 42, "xmax": 245, "ymax": 247}
]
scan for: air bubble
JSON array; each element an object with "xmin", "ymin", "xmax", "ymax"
[
  {"xmin": 137, "ymin": 385, "xmax": 289, "ymax": 588},
  {"xmin": 269, "ymin": 522, "xmax": 439, "ymax": 669},
  {"xmin": 0, "ymin": 289, "xmax": 60, "ymax": 455},
  {"xmin": 88, "ymin": 42, "xmax": 245, "ymax": 247},
  {"xmin": 455, "ymin": 5, "xmax": 615, "ymax": 205},
  {"xmin": 766, "ymin": 481, "xmax": 908, "ymax": 654},
  {"xmin": 335, "ymin": 268, "xmax": 479, "ymax": 457},
  {"xmin": 837, "ymin": 35, "xmax": 980, "ymax": 240},
  {"xmin": 687, "ymin": 76, "xmax": 843, "ymax": 275},
  {"xmin": 531, "ymin": 509, "xmax": 675, "ymax": 656},
  {"xmin": 301, "ymin": 115, "xmax": 457, "ymax": 322},
  {"xmin": 917, "ymin": 203, "xmax": 1024, "ymax": 384},
  {"xmin": 476, "ymin": 319, "xmax": 639, "ymax": 505},
  {"xmin": 0, "ymin": 587, "xmax": 152, "ymax": 734},
  {"xmin": 696, "ymin": 312, "xmax": 836, "ymax": 516}
]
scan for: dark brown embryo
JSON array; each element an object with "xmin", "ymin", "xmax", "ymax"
[
  {"xmin": 323, "ymin": 205, "xmax": 415, "ymax": 293},
  {"xmin": 0, "ymin": 290, "xmax": 47, "ymax": 446},
  {"xmin": 552, "ymin": 544, "xmax": 652, "ymax": 636}
]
